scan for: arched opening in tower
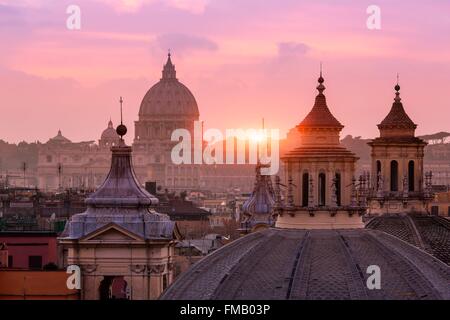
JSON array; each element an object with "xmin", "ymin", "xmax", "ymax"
[
  {"xmin": 390, "ymin": 160, "xmax": 399, "ymax": 192},
  {"xmin": 408, "ymin": 160, "xmax": 415, "ymax": 192},
  {"xmin": 376, "ymin": 160, "xmax": 382, "ymax": 189},
  {"xmin": 302, "ymin": 172, "xmax": 309, "ymax": 207},
  {"xmin": 318, "ymin": 172, "xmax": 326, "ymax": 206},
  {"xmin": 335, "ymin": 172, "xmax": 341, "ymax": 206}
]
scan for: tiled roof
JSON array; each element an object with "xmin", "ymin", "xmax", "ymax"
[
  {"xmin": 299, "ymin": 93, "xmax": 343, "ymax": 128},
  {"xmin": 367, "ymin": 215, "xmax": 450, "ymax": 265},
  {"xmin": 157, "ymin": 199, "xmax": 211, "ymax": 221},
  {"xmin": 378, "ymin": 85, "xmax": 417, "ymax": 130},
  {"xmin": 378, "ymin": 101, "xmax": 417, "ymax": 129},
  {"xmin": 161, "ymin": 228, "xmax": 450, "ymax": 300}
]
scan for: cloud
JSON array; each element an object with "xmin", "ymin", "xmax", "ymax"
[
  {"xmin": 154, "ymin": 33, "xmax": 218, "ymax": 54},
  {"xmin": 168, "ymin": 0, "xmax": 209, "ymax": 14},
  {"xmin": 93, "ymin": 0, "xmax": 209, "ymax": 13},
  {"xmin": 0, "ymin": 0, "xmax": 46, "ymax": 8},
  {"xmin": 93, "ymin": 0, "xmax": 154, "ymax": 12},
  {"xmin": 277, "ymin": 42, "xmax": 310, "ymax": 58}
]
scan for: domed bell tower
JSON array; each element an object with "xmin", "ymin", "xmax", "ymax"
[{"xmin": 367, "ymin": 80, "xmax": 432, "ymax": 215}]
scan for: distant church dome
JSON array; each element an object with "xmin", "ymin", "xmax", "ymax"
[
  {"xmin": 48, "ymin": 130, "xmax": 71, "ymax": 144},
  {"xmin": 100, "ymin": 119, "xmax": 120, "ymax": 147},
  {"xmin": 101, "ymin": 120, "xmax": 119, "ymax": 140},
  {"xmin": 138, "ymin": 53, "xmax": 199, "ymax": 118}
]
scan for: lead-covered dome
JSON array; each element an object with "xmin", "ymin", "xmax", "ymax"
[
  {"xmin": 138, "ymin": 54, "xmax": 199, "ymax": 118},
  {"xmin": 161, "ymin": 228, "xmax": 450, "ymax": 300},
  {"xmin": 101, "ymin": 120, "xmax": 119, "ymax": 140}
]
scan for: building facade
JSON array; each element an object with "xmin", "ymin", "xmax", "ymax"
[{"xmin": 36, "ymin": 125, "xmax": 118, "ymax": 191}]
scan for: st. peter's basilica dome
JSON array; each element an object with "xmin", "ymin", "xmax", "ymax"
[{"xmin": 138, "ymin": 54, "xmax": 199, "ymax": 119}]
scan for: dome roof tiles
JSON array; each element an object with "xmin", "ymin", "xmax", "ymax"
[{"xmin": 161, "ymin": 228, "xmax": 450, "ymax": 300}]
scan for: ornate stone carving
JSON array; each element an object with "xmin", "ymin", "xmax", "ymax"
[
  {"xmin": 148, "ymin": 264, "xmax": 166, "ymax": 274},
  {"xmin": 81, "ymin": 264, "xmax": 97, "ymax": 273},
  {"xmin": 130, "ymin": 264, "xmax": 146, "ymax": 274}
]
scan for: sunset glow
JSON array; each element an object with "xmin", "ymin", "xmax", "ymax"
[{"xmin": 1, "ymin": 0, "xmax": 450, "ymax": 144}]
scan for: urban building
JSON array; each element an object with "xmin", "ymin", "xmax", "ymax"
[
  {"xmin": 161, "ymin": 73, "xmax": 450, "ymax": 300},
  {"xmin": 240, "ymin": 162, "xmax": 275, "ymax": 234},
  {"xmin": 59, "ymin": 124, "xmax": 180, "ymax": 300},
  {"xmin": 0, "ymin": 231, "xmax": 59, "ymax": 269},
  {"xmin": 35, "ymin": 54, "xmax": 255, "ymax": 194},
  {"xmin": 277, "ymin": 72, "xmax": 365, "ymax": 229},
  {"xmin": 367, "ymin": 83, "xmax": 433, "ymax": 215}
]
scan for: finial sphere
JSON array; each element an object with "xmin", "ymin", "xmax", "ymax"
[
  {"xmin": 116, "ymin": 124, "xmax": 127, "ymax": 137},
  {"xmin": 318, "ymin": 76, "xmax": 324, "ymax": 84},
  {"xmin": 395, "ymin": 84, "xmax": 400, "ymax": 91}
]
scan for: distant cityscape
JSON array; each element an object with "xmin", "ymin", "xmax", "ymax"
[{"xmin": 1, "ymin": 0, "xmax": 450, "ymax": 303}]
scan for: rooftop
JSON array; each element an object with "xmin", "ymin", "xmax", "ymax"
[
  {"xmin": 161, "ymin": 228, "xmax": 450, "ymax": 300},
  {"xmin": 298, "ymin": 73, "xmax": 343, "ymax": 129}
]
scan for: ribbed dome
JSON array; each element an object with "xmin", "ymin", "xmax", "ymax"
[
  {"xmin": 138, "ymin": 54, "xmax": 199, "ymax": 118},
  {"xmin": 101, "ymin": 120, "xmax": 119, "ymax": 140},
  {"xmin": 161, "ymin": 228, "xmax": 450, "ymax": 300}
]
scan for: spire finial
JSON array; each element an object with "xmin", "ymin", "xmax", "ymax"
[
  {"xmin": 162, "ymin": 51, "xmax": 176, "ymax": 80},
  {"xmin": 119, "ymin": 96, "xmax": 124, "ymax": 125},
  {"xmin": 317, "ymin": 62, "xmax": 325, "ymax": 94},
  {"xmin": 116, "ymin": 96, "xmax": 127, "ymax": 139},
  {"xmin": 394, "ymin": 74, "xmax": 401, "ymax": 103}
]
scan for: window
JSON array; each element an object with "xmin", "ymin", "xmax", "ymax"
[
  {"xmin": 318, "ymin": 173, "xmax": 326, "ymax": 206},
  {"xmin": 335, "ymin": 173, "xmax": 341, "ymax": 206},
  {"xmin": 431, "ymin": 206, "xmax": 439, "ymax": 216},
  {"xmin": 46, "ymin": 155, "xmax": 52, "ymax": 163},
  {"xmin": 8, "ymin": 255, "xmax": 13, "ymax": 268},
  {"xmin": 390, "ymin": 160, "xmax": 398, "ymax": 192},
  {"xmin": 28, "ymin": 256, "xmax": 43, "ymax": 269},
  {"xmin": 376, "ymin": 160, "xmax": 382, "ymax": 189},
  {"xmin": 408, "ymin": 161, "xmax": 415, "ymax": 191},
  {"xmin": 302, "ymin": 172, "xmax": 309, "ymax": 207},
  {"xmin": 447, "ymin": 206, "xmax": 450, "ymax": 217}
]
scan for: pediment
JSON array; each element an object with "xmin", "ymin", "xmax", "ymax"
[{"xmin": 80, "ymin": 223, "xmax": 144, "ymax": 242}]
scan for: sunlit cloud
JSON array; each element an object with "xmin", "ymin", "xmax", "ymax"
[
  {"xmin": 93, "ymin": 0, "xmax": 209, "ymax": 13},
  {"xmin": 168, "ymin": 0, "xmax": 209, "ymax": 14},
  {"xmin": 0, "ymin": 0, "xmax": 46, "ymax": 7},
  {"xmin": 154, "ymin": 33, "xmax": 218, "ymax": 54}
]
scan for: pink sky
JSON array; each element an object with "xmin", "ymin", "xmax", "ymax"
[{"xmin": 1, "ymin": 0, "xmax": 450, "ymax": 144}]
